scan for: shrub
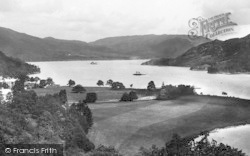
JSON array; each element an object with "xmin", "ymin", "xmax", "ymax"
[
  {"xmin": 129, "ymin": 91, "xmax": 138, "ymax": 100},
  {"xmin": 120, "ymin": 93, "xmax": 131, "ymax": 102},
  {"xmin": 120, "ymin": 91, "xmax": 138, "ymax": 102},
  {"xmin": 85, "ymin": 92, "xmax": 97, "ymax": 103},
  {"xmin": 72, "ymin": 85, "xmax": 86, "ymax": 93}
]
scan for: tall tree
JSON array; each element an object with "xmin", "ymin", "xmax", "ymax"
[
  {"xmin": 147, "ymin": 81, "xmax": 156, "ymax": 91},
  {"xmin": 68, "ymin": 79, "xmax": 76, "ymax": 87}
]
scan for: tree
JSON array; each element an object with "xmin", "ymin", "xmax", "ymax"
[
  {"xmin": 111, "ymin": 82, "xmax": 125, "ymax": 90},
  {"xmin": 97, "ymin": 80, "xmax": 104, "ymax": 86},
  {"xmin": 106, "ymin": 79, "xmax": 113, "ymax": 86},
  {"xmin": 68, "ymin": 79, "xmax": 75, "ymax": 87},
  {"xmin": 72, "ymin": 85, "xmax": 86, "ymax": 93},
  {"xmin": 59, "ymin": 89, "xmax": 67, "ymax": 104},
  {"xmin": 39, "ymin": 79, "xmax": 47, "ymax": 88},
  {"xmin": 34, "ymin": 77, "xmax": 40, "ymax": 83},
  {"xmin": 85, "ymin": 93, "xmax": 97, "ymax": 103},
  {"xmin": 46, "ymin": 77, "xmax": 54, "ymax": 86},
  {"xmin": 12, "ymin": 78, "xmax": 25, "ymax": 95},
  {"xmin": 29, "ymin": 77, "xmax": 35, "ymax": 82},
  {"xmin": 147, "ymin": 81, "xmax": 156, "ymax": 91},
  {"xmin": 8, "ymin": 90, "xmax": 38, "ymax": 115}
]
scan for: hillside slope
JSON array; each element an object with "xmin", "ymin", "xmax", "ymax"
[
  {"xmin": 0, "ymin": 51, "xmax": 39, "ymax": 77},
  {"xmin": 142, "ymin": 35, "xmax": 250, "ymax": 73},
  {"xmin": 91, "ymin": 35, "xmax": 210, "ymax": 59}
]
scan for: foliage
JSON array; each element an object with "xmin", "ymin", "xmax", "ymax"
[
  {"xmin": 39, "ymin": 79, "xmax": 47, "ymax": 88},
  {"xmin": 120, "ymin": 91, "xmax": 138, "ymax": 102},
  {"xmin": 72, "ymin": 85, "xmax": 86, "ymax": 93},
  {"xmin": 111, "ymin": 82, "xmax": 125, "ymax": 90},
  {"xmin": 97, "ymin": 80, "xmax": 104, "ymax": 86},
  {"xmin": 58, "ymin": 89, "xmax": 67, "ymax": 104},
  {"xmin": 120, "ymin": 92, "xmax": 131, "ymax": 102},
  {"xmin": 0, "ymin": 51, "xmax": 40, "ymax": 78},
  {"xmin": 69, "ymin": 101, "xmax": 93, "ymax": 133},
  {"xmin": 12, "ymin": 77, "xmax": 26, "ymax": 96},
  {"xmin": 129, "ymin": 91, "xmax": 138, "ymax": 100},
  {"xmin": 137, "ymin": 133, "xmax": 246, "ymax": 156},
  {"xmin": 85, "ymin": 92, "xmax": 97, "ymax": 103},
  {"xmin": 147, "ymin": 81, "xmax": 156, "ymax": 91},
  {"xmin": 157, "ymin": 85, "xmax": 195, "ymax": 100},
  {"xmin": 106, "ymin": 79, "xmax": 113, "ymax": 86},
  {"xmin": 208, "ymin": 66, "xmax": 219, "ymax": 73},
  {"xmin": 89, "ymin": 145, "xmax": 122, "ymax": 156},
  {"xmin": 3, "ymin": 88, "xmax": 94, "ymax": 154},
  {"xmin": 68, "ymin": 79, "xmax": 76, "ymax": 87},
  {"xmin": 0, "ymin": 82, "xmax": 9, "ymax": 89},
  {"xmin": 46, "ymin": 77, "xmax": 54, "ymax": 86}
]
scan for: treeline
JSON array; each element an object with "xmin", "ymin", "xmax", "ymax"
[
  {"xmin": 157, "ymin": 85, "xmax": 195, "ymax": 100},
  {"xmin": 0, "ymin": 51, "xmax": 40, "ymax": 78}
]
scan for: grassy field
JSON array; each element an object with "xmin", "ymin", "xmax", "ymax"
[
  {"xmin": 31, "ymin": 86, "xmax": 250, "ymax": 155},
  {"xmin": 87, "ymin": 95, "xmax": 250, "ymax": 156},
  {"xmin": 32, "ymin": 86, "xmax": 158, "ymax": 103}
]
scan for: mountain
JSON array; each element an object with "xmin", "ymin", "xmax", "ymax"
[
  {"xmin": 142, "ymin": 34, "xmax": 250, "ymax": 74},
  {"xmin": 0, "ymin": 27, "xmax": 209, "ymax": 61},
  {"xmin": 0, "ymin": 51, "xmax": 40, "ymax": 77},
  {"xmin": 0, "ymin": 27, "xmax": 125, "ymax": 61},
  {"xmin": 91, "ymin": 35, "xmax": 210, "ymax": 58}
]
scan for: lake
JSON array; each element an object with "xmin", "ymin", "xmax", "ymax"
[
  {"xmin": 30, "ymin": 60, "xmax": 250, "ymax": 99},
  {"xmin": 196, "ymin": 124, "xmax": 250, "ymax": 155}
]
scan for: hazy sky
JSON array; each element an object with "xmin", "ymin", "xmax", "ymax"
[{"xmin": 0, "ymin": 0, "xmax": 249, "ymax": 41}]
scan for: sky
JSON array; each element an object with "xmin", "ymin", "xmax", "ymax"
[{"xmin": 0, "ymin": 0, "xmax": 249, "ymax": 42}]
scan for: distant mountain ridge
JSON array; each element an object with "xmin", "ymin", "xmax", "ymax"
[
  {"xmin": 0, "ymin": 27, "xmax": 209, "ymax": 61},
  {"xmin": 90, "ymin": 35, "xmax": 210, "ymax": 59},
  {"xmin": 142, "ymin": 34, "xmax": 250, "ymax": 73}
]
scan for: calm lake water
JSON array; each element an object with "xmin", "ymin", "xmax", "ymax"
[
  {"xmin": 196, "ymin": 125, "xmax": 250, "ymax": 155},
  {"xmin": 30, "ymin": 59, "xmax": 250, "ymax": 99}
]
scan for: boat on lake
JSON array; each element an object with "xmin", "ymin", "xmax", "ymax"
[{"xmin": 133, "ymin": 71, "xmax": 145, "ymax": 76}]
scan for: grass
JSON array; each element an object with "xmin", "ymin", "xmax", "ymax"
[
  {"xmin": 31, "ymin": 86, "xmax": 158, "ymax": 103},
  {"xmin": 87, "ymin": 95, "xmax": 250, "ymax": 156},
  {"xmin": 31, "ymin": 86, "xmax": 250, "ymax": 155}
]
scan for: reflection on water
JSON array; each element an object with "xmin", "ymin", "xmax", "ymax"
[{"xmin": 30, "ymin": 60, "xmax": 250, "ymax": 99}]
